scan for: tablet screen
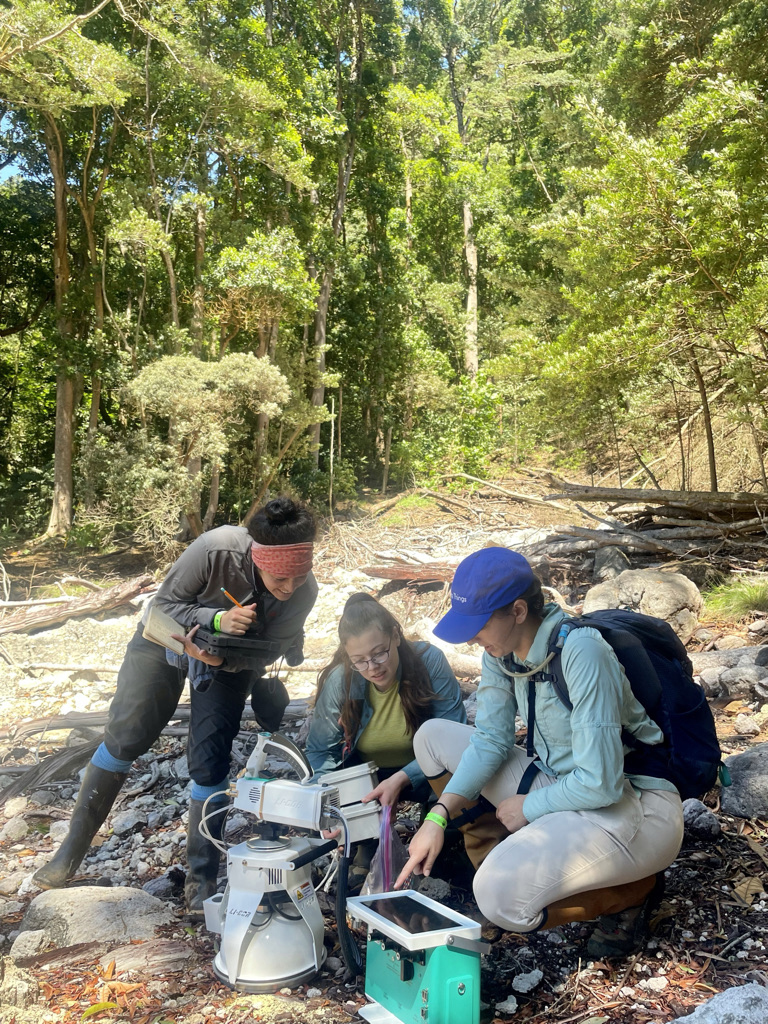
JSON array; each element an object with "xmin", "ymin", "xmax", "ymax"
[{"xmin": 360, "ymin": 896, "xmax": 457, "ymax": 934}]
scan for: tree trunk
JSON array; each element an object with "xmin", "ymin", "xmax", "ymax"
[
  {"xmin": 145, "ymin": 38, "xmax": 179, "ymax": 332},
  {"xmin": 202, "ymin": 461, "xmax": 220, "ymax": 530},
  {"xmin": 309, "ymin": 267, "xmax": 333, "ymax": 465},
  {"xmin": 88, "ymin": 371, "xmax": 101, "ymax": 439},
  {"xmin": 162, "ymin": 251, "xmax": 181, "ymax": 333},
  {"xmin": 381, "ymin": 424, "xmax": 393, "ymax": 495},
  {"xmin": 462, "ymin": 200, "xmax": 479, "ymax": 376},
  {"xmin": 47, "ymin": 374, "xmax": 76, "ymax": 536},
  {"xmin": 447, "ymin": 44, "xmax": 479, "ymax": 376},
  {"xmin": 191, "ymin": 202, "xmax": 206, "ymax": 353},
  {"xmin": 44, "ymin": 117, "xmax": 75, "ymax": 537},
  {"xmin": 307, "ymin": 7, "xmax": 363, "ymax": 464},
  {"xmin": 687, "ymin": 349, "xmax": 718, "ymax": 492}
]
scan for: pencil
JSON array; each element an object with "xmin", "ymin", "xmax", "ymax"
[{"xmin": 220, "ymin": 587, "xmax": 244, "ymax": 608}]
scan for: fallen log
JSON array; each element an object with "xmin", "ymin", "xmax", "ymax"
[
  {"xmin": 441, "ymin": 472, "xmax": 570, "ymax": 510},
  {"xmin": 0, "ymin": 700, "xmax": 314, "ymax": 805},
  {"xmin": 21, "ymin": 663, "xmax": 121, "ymax": 673},
  {"xmin": 0, "ymin": 574, "xmax": 156, "ymax": 636},
  {"xmin": 362, "ymin": 562, "xmax": 455, "ymax": 583},
  {"xmin": 546, "ymin": 481, "xmax": 768, "ymax": 518},
  {"xmin": 0, "ymin": 700, "xmax": 312, "ymax": 744},
  {"xmin": 0, "ymin": 737, "xmax": 102, "ymax": 804}
]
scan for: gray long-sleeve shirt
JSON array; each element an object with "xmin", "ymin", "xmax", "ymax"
[{"xmin": 143, "ymin": 524, "xmax": 317, "ymax": 674}]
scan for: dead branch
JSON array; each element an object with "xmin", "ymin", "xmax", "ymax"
[
  {"xmin": 546, "ymin": 481, "xmax": 768, "ymax": 517},
  {"xmin": 0, "ymin": 574, "xmax": 155, "ymax": 636},
  {"xmin": 366, "ymin": 489, "xmax": 416, "ymax": 516},
  {"xmin": 60, "ymin": 575, "xmax": 105, "ymax": 592},
  {"xmin": 21, "ymin": 663, "xmax": 121, "ymax": 673},
  {"xmin": 442, "ymin": 472, "xmax": 569, "ymax": 510},
  {"xmin": 361, "ymin": 561, "xmax": 456, "ymax": 583},
  {"xmin": 0, "ymin": 738, "xmax": 103, "ymax": 804}
]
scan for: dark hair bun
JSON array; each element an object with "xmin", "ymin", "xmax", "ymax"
[
  {"xmin": 264, "ymin": 496, "xmax": 298, "ymax": 525},
  {"xmin": 248, "ymin": 495, "xmax": 316, "ymax": 546},
  {"xmin": 343, "ymin": 593, "xmax": 377, "ymax": 613}
]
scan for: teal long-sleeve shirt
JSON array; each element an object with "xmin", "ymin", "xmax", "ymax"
[{"xmin": 444, "ymin": 604, "xmax": 678, "ymax": 820}]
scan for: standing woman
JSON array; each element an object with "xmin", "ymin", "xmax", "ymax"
[
  {"xmin": 34, "ymin": 497, "xmax": 318, "ymax": 915},
  {"xmin": 306, "ymin": 594, "xmax": 466, "ymax": 885}
]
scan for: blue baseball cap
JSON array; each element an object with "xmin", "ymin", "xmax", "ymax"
[{"xmin": 434, "ymin": 548, "xmax": 535, "ymax": 644}]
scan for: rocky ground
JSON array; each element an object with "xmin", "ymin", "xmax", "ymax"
[{"xmin": 1, "ymin": 493, "xmax": 768, "ymax": 1023}]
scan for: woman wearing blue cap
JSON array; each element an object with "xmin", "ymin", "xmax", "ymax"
[{"xmin": 395, "ymin": 548, "xmax": 684, "ymax": 958}]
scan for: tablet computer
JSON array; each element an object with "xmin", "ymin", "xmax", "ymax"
[{"xmin": 194, "ymin": 628, "xmax": 281, "ymax": 661}]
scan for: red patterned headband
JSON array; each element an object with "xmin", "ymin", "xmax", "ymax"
[{"xmin": 251, "ymin": 540, "xmax": 314, "ymax": 578}]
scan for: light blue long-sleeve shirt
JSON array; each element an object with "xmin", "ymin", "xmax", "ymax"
[
  {"xmin": 306, "ymin": 642, "xmax": 467, "ymax": 790},
  {"xmin": 444, "ymin": 605, "xmax": 678, "ymax": 820}
]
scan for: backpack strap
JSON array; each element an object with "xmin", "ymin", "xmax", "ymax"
[
  {"xmin": 495, "ymin": 652, "xmax": 558, "ymax": 793},
  {"xmin": 495, "ymin": 652, "xmax": 556, "ymax": 759},
  {"xmin": 545, "ymin": 617, "xmax": 645, "ymax": 752}
]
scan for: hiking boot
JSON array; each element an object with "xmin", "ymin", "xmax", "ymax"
[
  {"xmin": 586, "ymin": 873, "xmax": 666, "ymax": 959},
  {"xmin": 33, "ymin": 763, "xmax": 128, "ymax": 889},
  {"xmin": 185, "ymin": 797, "xmax": 228, "ymax": 917}
]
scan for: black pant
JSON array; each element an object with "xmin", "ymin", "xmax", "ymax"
[{"xmin": 104, "ymin": 625, "xmax": 257, "ymax": 786}]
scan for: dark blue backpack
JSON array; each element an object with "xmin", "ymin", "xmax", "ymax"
[{"xmin": 530, "ymin": 610, "xmax": 725, "ymax": 800}]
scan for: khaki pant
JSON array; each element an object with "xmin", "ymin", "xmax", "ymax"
[{"xmin": 415, "ymin": 719, "xmax": 684, "ymax": 932}]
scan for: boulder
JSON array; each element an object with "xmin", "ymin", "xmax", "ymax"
[
  {"xmin": 512, "ymin": 968, "xmax": 543, "ymax": 993},
  {"xmin": 720, "ymin": 743, "xmax": 768, "ymax": 819},
  {"xmin": 2, "ymin": 798, "xmax": 28, "ymax": 820},
  {"xmin": 583, "ymin": 569, "xmax": 703, "ymax": 642},
  {"xmin": 719, "ymin": 666, "xmax": 763, "ymax": 700},
  {"xmin": 716, "ymin": 634, "xmax": 749, "ymax": 650},
  {"xmin": 0, "ymin": 873, "xmax": 25, "ymax": 897},
  {"xmin": 691, "ymin": 647, "xmax": 768, "ymax": 674},
  {"xmin": 0, "ymin": 818, "xmax": 29, "ymax": 843},
  {"xmin": 659, "ymin": 560, "xmax": 726, "ymax": 589},
  {"xmin": 734, "ymin": 714, "xmax": 761, "ymax": 737},
  {"xmin": 682, "ymin": 799, "xmax": 721, "ymax": 838},
  {"xmin": 110, "ymin": 809, "xmax": 148, "ymax": 837},
  {"xmin": 20, "ymin": 886, "xmax": 174, "ymax": 947},
  {"xmin": 592, "ymin": 547, "xmax": 630, "ymax": 582},
  {"xmin": 8, "ymin": 931, "xmax": 47, "ymax": 962},
  {"xmin": 681, "ymin": 983, "xmax": 768, "ymax": 1023},
  {"xmin": 173, "ymin": 755, "xmax": 190, "ymax": 782},
  {"xmin": 413, "ymin": 877, "xmax": 451, "ymax": 901},
  {"xmin": 28, "ymin": 791, "xmax": 56, "ymax": 807},
  {"xmin": 0, "ymin": 957, "xmax": 39, "ymax": 1008},
  {"xmin": 0, "ymin": 898, "xmax": 24, "ymax": 919},
  {"xmin": 697, "ymin": 667, "xmax": 723, "ymax": 697},
  {"xmin": 48, "ymin": 821, "xmax": 70, "ymax": 842}
]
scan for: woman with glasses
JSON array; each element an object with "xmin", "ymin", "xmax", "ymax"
[{"xmin": 305, "ymin": 593, "xmax": 466, "ymax": 888}]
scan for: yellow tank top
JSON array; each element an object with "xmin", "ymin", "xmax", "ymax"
[{"xmin": 356, "ymin": 681, "xmax": 414, "ymax": 769}]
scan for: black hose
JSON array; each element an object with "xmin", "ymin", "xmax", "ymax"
[
  {"xmin": 268, "ymin": 891, "xmax": 302, "ymax": 921},
  {"xmin": 336, "ymin": 855, "xmax": 364, "ymax": 977}
]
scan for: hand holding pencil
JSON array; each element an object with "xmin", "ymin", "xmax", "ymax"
[{"xmin": 219, "ymin": 587, "xmax": 257, "ymax": 635}]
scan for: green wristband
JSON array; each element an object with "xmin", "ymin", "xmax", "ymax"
[
  {"xmin": 213, "ymin": 610, "xmax": 224, "ymax": 632},
  {"xmin": 424, "ymin": 811, "xmax": 447, "ymax": 830}
]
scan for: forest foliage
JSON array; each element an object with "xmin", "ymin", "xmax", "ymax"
[{"xmin": 1, "ymin": 0, "xmax": 768, "ymax": 545}]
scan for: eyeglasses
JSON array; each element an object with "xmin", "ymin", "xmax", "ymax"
[{"xmin": 350, "ymin": 640, "xmax": 393, "ymax": 672}]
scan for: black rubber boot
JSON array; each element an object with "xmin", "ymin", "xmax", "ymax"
[
  {"xmin": 33, "ymin": 763, "xmax": 128, "ymax": 890},
  {"xmin": 185, "ymin": 797, "xmax": 228, "ymax": 918}
]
